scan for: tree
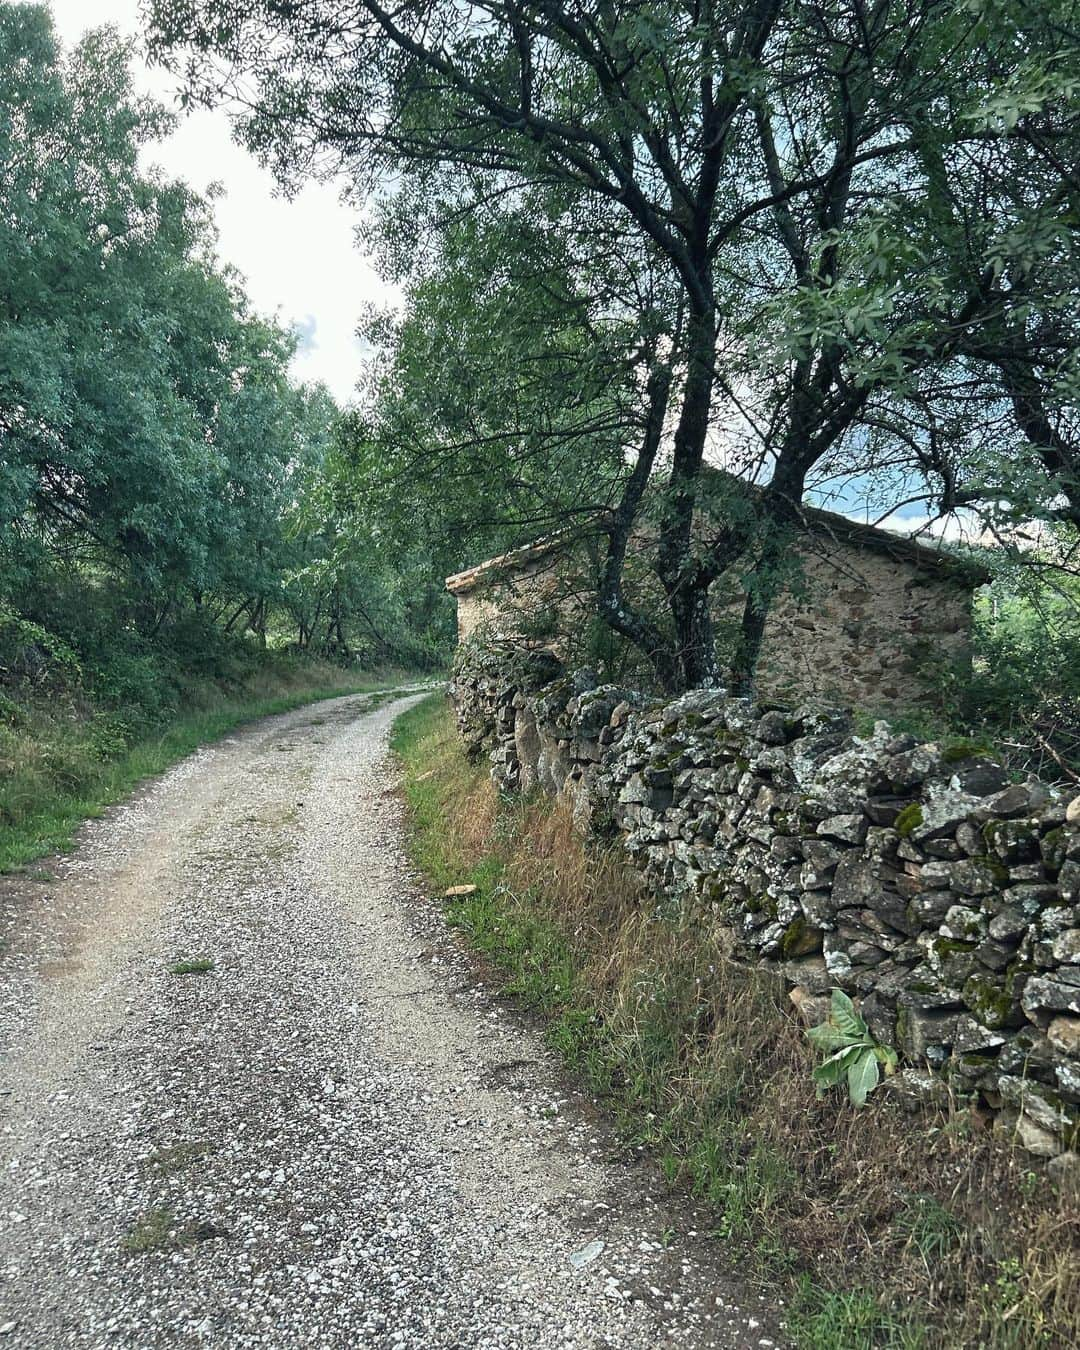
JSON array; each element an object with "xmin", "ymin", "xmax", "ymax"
[
  {"xmin": 345, "ymin": 193, "xmax": 690, "ymax": 684},
  {"xmin": 145, "ymin": 0, "xmax": 807, "ymax": 686},
  {"xmin": 2, "ymin": 4, "xmax": 448, "ymax": 672},
  {"xmin": 148, "ymin": 0, "xmax": 1080, "ymax": 689}
]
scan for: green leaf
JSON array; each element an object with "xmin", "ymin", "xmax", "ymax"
[
  {"xmin": 830, "ymin": 989, "xmax": 867, "ymax": 1040},
  {"xmin": 812, "ymin": 1058, "xmax": 846, "ymax": 1096},
  {"xmin": 812, "ymin": 1043, "xmax": 863, "ymax": 1090},
  {"xmin": 807, "ymin": 1022, "xmax": 850, "ymax": 1052},
  {"xmin": 847, "ymin": 1049, "xmax": 881, "ymax": 1107}
]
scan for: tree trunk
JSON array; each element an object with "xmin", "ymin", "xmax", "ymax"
[
  {"xmin": 597, "ymin": 359, "xmax": 681, "ymax": 690},
  {"xmin": 731, "ymin": 472, "xmax": 806, "ymax": 695},
  {"xmin": 999, "ymin": 358, "xmax": 1080, "ymax": 529},
  {"xmin": 223, "ymin": 599, "xmax": 252, "ymax": 635},
  {"xmin": 657, "ymin": 302, "xmax": 722, "ymax": 690}
]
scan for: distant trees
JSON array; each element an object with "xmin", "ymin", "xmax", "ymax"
[
  {"xmin": 146, "ymin": 2, "xmax": 1080, "ymax": 691},
  {"xmin": 0, "ymin": 4, "xmax": 448, "ymax": 670}
]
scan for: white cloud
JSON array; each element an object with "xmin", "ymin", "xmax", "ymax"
[
  {"xmin": 46, "ymin": 0, "xmax": 395, "ymax": 404},
  {"xmin": 291, "ymin": 314, "xmax": 319, "ymax": 355},
  {"xmin": 870, "ymin": 510, "xmax": 985, "ymax": 546}
]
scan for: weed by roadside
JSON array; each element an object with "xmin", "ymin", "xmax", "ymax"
[
  {"xmin": 145, "ymin": 1142, "xmax": 211, "ymax": 1173},
  {"xmin": 122, "ymin": 1206, "xmax": 228, "ymax": 1253},
  {"xmin": 169, "ymin": 957, "xmax": 214, "ymax": 976},
  {"xmin": 0, "ymin": 666, "xmax": 420, "ymax": 874},
  {"xmin": 122, "ymin": 1208, "xmax": 176, "ymax": 1253}
]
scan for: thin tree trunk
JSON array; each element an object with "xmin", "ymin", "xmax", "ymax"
[
  {"xmin": 223, "ymin": 599, "xmax": 252, "ymax": 634},
  {"xmin": 149, "ymin": 599, "xmax": 172, "ymax": 638},
  {"xmin": 731, "ymin": 464, "xmax": 808, "ymax": 695},
  {"xmin": 597, "ymin": 359, "xmax": 681, "ymax": 690},
  {"xmin": 657, "ymin": 302, "xmax": 722, "ymax": 690}
]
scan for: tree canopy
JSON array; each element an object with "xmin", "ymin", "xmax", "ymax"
[
  {"xmin": 145, "ymin": 0, "xmax": 1080, "ymax": 691},
  {"xmin": 0, "ymin": 2, "xmax": 450, "ymax": 678}
]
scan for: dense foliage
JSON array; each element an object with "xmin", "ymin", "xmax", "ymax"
[
  {"xmin": 148, "ymin": 0, "xmax": 1080, "ymax": 695},
  {"xmin": 0, "ymin": 2, "xmax": 451, "ymax": 737}
]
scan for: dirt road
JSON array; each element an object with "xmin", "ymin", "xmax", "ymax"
[{"xmin": 0, "ymin": 691, "xmax": 776, "ymax": 1348}]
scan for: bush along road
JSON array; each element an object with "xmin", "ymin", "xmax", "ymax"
[{"xmin": 0, "ymin": 690, "xmax": 779, "ymax": 1348}]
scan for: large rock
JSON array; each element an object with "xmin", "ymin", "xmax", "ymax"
[
  {"xmin": 994, "ymin": 1109, "xmax": 1065, "ymax": 1159},
  {"xmin": 1060, "ymin": 859, "xmax": 1080, "ymax": 902},
  {"xmin": 1051, "ymin": 929, "xmax": 1080, "ymax": 963},
  {"xmin": 883, "ymin": 744, "xmax": 943, "ymax": 793},
  {"xmin": 831, "ymin": 853, "xmax": 898, "ymax": 910},
  {"xmin": 1023, "ymin": 972, "xmax": 1080, "ymax": 1021},
  {"xmin": 910, "ymin": 790, "xmax": 985, "ymax": 844},
  {"xmin": 798, "ymin": 723, "xmax": 892, "ymax": 805},
  {"xmin": 514, "ymin": 706, "xmax": 542, "ymax": 792},
  {"xmin": 817, "ymin": 813, "xmax": 868, "ymax": 846},
  {"xmin": 948, "ymin": 858, "xmax": 1001, "ymax": 897},
  {"xmin": 980, "ymin": 782, "xmax": 1049, "ymax": 819},
  {"xmin": 1048, "ymin": 1016, "xmax": 1080, "ymax": 1058},
  {"xmin": 998, "ymin": 1076, "xmax": 1078, "ymax": 1138}
]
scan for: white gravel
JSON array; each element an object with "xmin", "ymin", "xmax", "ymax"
[{"xmin": 0, "ymin": 690, "xmax": 782, "ymax": 1347}]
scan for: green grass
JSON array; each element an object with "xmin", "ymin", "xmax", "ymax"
[
  {"xmin": 121, "ymin": 1204, "xmax": 228, "ymax": 1252},
  {"xmin": 145, "ymin": 1142, "xmax": 211, "ymax": 1173},
  {"xmin": 392, "ymin": 696, "xmax": 808, "ymax": 1261},
  {"xmin": 122, "ymin": 1207, "xmax": 176, "ymax": 1253},
  {"xmin": 390, "ymin": 694, "xmax": 504, "ymax": 894},
  {"xmin": 893, "ymin": 1194, "xmax": 963, "ymax": 1267},
  {"xmin": 786, "ymin": 1280, "xmax": 928, "ymax": 1350},
  {"xmin": 169, "ymin": 956, "xmax": 214, "ymax": 975},
  {"xmin": 0, "ymin": 666, "xmax": 423, "ymax": 874}
]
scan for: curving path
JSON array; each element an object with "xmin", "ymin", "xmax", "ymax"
[{"xmin": 0, "ymin": 690, "xmax": 779, "ymax": 1348}]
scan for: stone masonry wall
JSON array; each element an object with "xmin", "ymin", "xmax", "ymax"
[
  {"xmin": 447, "ymin": 518, "xmax": 981, "ymax": 712},
  {"xmin": 450, "ymin": 644, "xmax": 1080, "ymax": 1164},
  {"xmin": 714, "ymin": 542, "xmax": 975, "ymax": 709}
]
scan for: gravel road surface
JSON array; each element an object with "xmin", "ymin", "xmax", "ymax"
[{"xmin": 0, "ymin": 690, "xmax": 780, "ymax": 1348}]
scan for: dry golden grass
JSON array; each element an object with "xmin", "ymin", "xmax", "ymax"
[{"xmin": 395, "ymin": 696, "xmax": 1079, "ymax": 1349}]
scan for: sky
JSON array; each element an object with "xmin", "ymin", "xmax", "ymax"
[{"xmin": 49, "ymin": 0, "xmax": 392, "ymax": 405}]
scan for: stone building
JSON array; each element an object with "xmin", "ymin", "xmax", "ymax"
[{"xmin": 445, "ymin": 505, "xmax": 988, "ymax": 710}]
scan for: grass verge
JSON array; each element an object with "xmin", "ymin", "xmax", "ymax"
[
  {"xmin": 392, "ymin": 693, "xmax": 1079, "ymax": 1350},
  {"xmin": 0, "ymin": 661, "xmax": 418, "ymax": 873}
]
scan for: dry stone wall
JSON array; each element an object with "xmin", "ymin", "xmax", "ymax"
[
  {"xmin": 446, "ymin": 512, "xmax": 984, "ymax": 712},
  {"xmin": 450, "ymin": 643, "xmax": 1080, "ymax": 1164}
]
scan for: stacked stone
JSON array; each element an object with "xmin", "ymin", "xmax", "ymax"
[
  {"xmin": 447, "ymin": 642, "xmax": 562, "ymax": 782},
  {"xmin": 448, "ymin": 644, "xmax": 1080, "ymax": 1161}
]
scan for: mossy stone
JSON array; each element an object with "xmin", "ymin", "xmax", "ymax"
[
  {"xmin": 780, "ymin": 917, "xmax": 823, "ymax": 958},
  {"xmin": 962, "ymin": 961, "xmax": 1031, "ymax": 1031},
  {"xmin": 961, "ymin": 973, "xmax": 1012, "ymax": 1029},
  {"xmin": 1041, "ymin": 827, "xmax": 1066, "ymax": 874},
  {"xmin": 941, "ymin": 739, "xmax": 993, "ymax": 764}
]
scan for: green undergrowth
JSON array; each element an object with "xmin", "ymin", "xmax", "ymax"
[
  {"xmin": 392, "ymin": 694, "xmax": 1079, "ymax": 1350},
  {"xmin": 0, "ymin": 657, "xmax": 417, "ymax": 874}
]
